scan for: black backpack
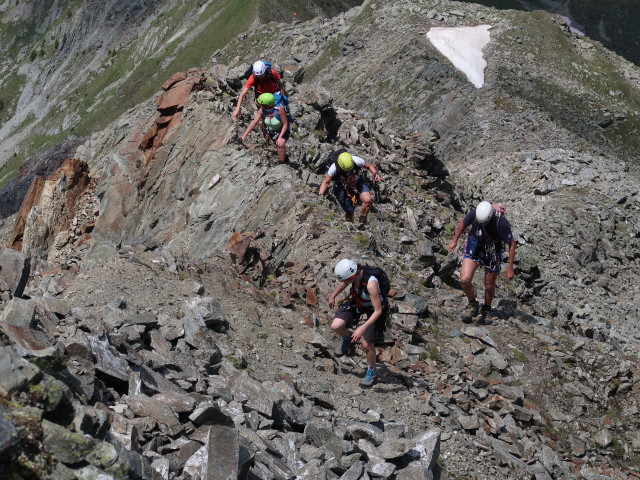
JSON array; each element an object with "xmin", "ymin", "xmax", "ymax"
[{"xmin": 361, "ymin": 265, "xmax": 391, "ymax": 299}]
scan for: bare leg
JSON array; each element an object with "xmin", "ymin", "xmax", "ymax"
[
  {"xmin": 277, "ymin": 143, "xmax": 286, "ymax": 164},
  {"xmin": 361, "ymin": 339, "xmax": 376, "ymax": 368},
  {"xmin": 359, "ymin": 191, "xmax": 372, "ymax": 218},
  {"xmin": 331, "ymin": 318, "xmax": 350, "ymax": 338},
  {"xmin": 460, "ymin": 258, "xmax": 480, "ymax": 303},
  {"xmin": 484, "ymin": 270, "xmax": 499, "ymax": 307}
]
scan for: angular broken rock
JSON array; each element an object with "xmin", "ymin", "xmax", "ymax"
[
  {"xmin": 184, "ymin": 425, "xmax": 253, "ymax": 480},
  {"xmin": 1, "ymin": 298, "xmax": 36, "ymax": 327},
  {"xmin": 0, "ymin": 345, "xmax": 42, "ymax": 394},
  {"xmin": 0, "ymin": 248, "xmax": 30, "ymax": 298}
]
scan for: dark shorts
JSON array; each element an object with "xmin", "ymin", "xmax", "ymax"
[
  {"xmin": 463, "ymin": 235, "xmax": 502, "ymax": 273},
  {"xmin": 334, "ymin": 302, "xmax": 387, "ymax": 343},
  {"xmin": 267, "ymin": 128, "xmax": 290, "ymax": 142},
  {"xmin": 334, "ymin": 181, "xmax": 370, "ymax": 212}
]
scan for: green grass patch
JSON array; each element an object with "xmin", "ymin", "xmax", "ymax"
[
  {"xmin": 0, "ymin": 73, "xmax": 26, "ymax": 126},
  {"xmin": 511, "ymin": 347, "xmax": 529, "ymax": 363}
]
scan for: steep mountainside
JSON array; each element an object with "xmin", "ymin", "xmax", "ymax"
[
  {"xmin": 460, "ymin": 0, "xmax": 640, "ymax": 66},
  {"xmin": 1, "ymin": 1, "xmax": 640, "ymax": 479},
  {"xmin": 0, "ymin": 0, "xmax": 362, "ymax": 187}
]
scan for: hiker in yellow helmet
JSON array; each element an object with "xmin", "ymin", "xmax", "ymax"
[{"xmin": 318, "ymin": 150, "xmax": 382, "ymax": 226}]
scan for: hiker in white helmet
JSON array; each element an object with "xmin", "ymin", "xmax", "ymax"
[
  {"xmin": 448, "ymin": 201, "xmax": 515, "ymax": 324},
  {"xmin": 232, "ymin": 60, "xmax": 286, "ymax": 119},
  {"xmin": 329, "ymin": 259, "xmax": 390, "ymax": 388}
]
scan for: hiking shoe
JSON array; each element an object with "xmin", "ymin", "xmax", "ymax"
[
  {"xmin": 479, "ymin": 305, "xmax": 496, "ymax": 325},
  {"xmin": 345, "ymin": 211, "xmax": 355, "ymax": 223},
  {"xmin": 460, "ymin": 301, "xmax": 479, "ymax": 324},
  {"xmin": 335, "ymin": 335, "xmax": 352, "ymax": 356},
  {"xmin": 359, "ymin": 367, "xmax": 377, "ymax": 388}
]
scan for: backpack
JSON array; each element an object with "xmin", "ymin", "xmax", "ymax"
[
  {"xmin": 361, "ymin": 265, "xmax": 391, "ymax": 299},
  {"xmin": 360, "ymin": 265, "xmax": 391, "ymax": 342},
  {"xmin": 273, "ymin": 92, "xmax": 291, "ymax": 119}
]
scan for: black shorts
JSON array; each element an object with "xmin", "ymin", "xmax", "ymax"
[{"xmin": 334, "ymin": 303, "xmax": 387, "ymax": 343}]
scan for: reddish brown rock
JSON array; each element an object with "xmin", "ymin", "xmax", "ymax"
[
  {"xmin": 10, "ymin": 159, "xmax": 91, "ymax": 258},
  {"xmin": 161, "ymin": 72, "xmax": 187, "ymax": 90}
]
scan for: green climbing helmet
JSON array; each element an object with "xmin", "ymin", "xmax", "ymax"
[
  {"xmin": 256, "ymin": 93, "xmax": 275, "ymax": 107},
  {"xmin": 337, "ymin": 152, "xmax": 354, "ymax": 171}
]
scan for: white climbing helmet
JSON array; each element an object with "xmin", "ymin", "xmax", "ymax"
[
  {"xmin": 476, "ymin": 201, "xmax": 494, "ymax": 224},
  {"xmin": 334, "ymin": 259, "xmax": 358, "ymax": 281},
  {"xmin": 253, "ymin": 60, "xmax": 267, "ymax": 76}
]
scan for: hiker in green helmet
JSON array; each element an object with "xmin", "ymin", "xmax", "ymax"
[
  {"xmin": 318, "ymin": 150, "xmax": 382, "ymax": 227},
  {"xmin": 241, "ymin": 92, "xmax": 290, "ymax": 164}
]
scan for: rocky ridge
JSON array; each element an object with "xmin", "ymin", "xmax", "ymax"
[{"xmin": 1, "ymin": 1, "xmax": 640, "ymax": 480}]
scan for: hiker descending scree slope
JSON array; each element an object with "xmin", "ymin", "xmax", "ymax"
[
  {"xmin": 329, "ymin": 259, "xmax": 390, "ymax": 388},
  {"xmin": 318, "ymin": 150, "xmax": 382, "ymax": 227},
  {"xmin": 448, "ymin": 201, "xmax": 516, "ymax": 324},
  {"xmin": 232, "ymin": 60, "xmax": 286, "ymax": 119},
  {"xmin": 241, "ymin": 92, "xmax": 290, "ymax": 164}
]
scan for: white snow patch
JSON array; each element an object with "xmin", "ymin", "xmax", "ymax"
[{"xmin": 427, "ymin": 25, "xmax": 491, "ymax": 88}]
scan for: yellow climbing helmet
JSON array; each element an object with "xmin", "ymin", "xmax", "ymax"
[{"xmin": 337, "ymin": 152, "xmax": 354, "ymax": 171}]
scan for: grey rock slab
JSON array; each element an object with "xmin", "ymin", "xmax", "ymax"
[
  {"xmin": 203, "ymin": 425, "xmax": 253, "ymax": 480},
  {"xmin": 458, "ymin": 414, "xmax": 480, "ymax": 431},
  {"xmin": 184, "ymin": 296, "xmax": 226, "ymax": 328},
  {"xmin": 0, "ymin": 345, "xmax": 42, "ymax": 394},
  {"xmin": 33, "ymin": 297, "xmax": 70, "ymax": 317},
  {"xmin": 133, "ymin": 364, "xmax": 186, "ymax": 395},
  {"xmin": 229, "ymin": 372, "xmax": 281, "ymax": 418},
  {"xmin": 42, "ymin": 419, "xmax": 97, "ymax": 464},
  {"xmin": 0, "ymin": 248, "xmax": 30, "ymax": 297},
  {"xmin": 88, "ymin": 335, "xmax": 130, "ymax": 383},
  {"xmin": 395, "ymin": 466, "xmax": 433, "ymax": 480},
  {"xmin": 460, "ymin": 327, "xmax": 498, "ymax": 349},
  {"xmin": 125, "ymin": 394, "xmax": 183, "ymax": 436},
  {"xmin": 1, "ymin": 298, "xmax": 36, "ymax": 327},
  {"xmin": 346, "ymin": 422, "xmax": 384, "ymax": 447},
  {"xmin": 339, "ymin": 460, "xmax": 364, "ymax": 480},
  {"xmin": 369, "ymin": 460, "xmax": 396, "ymax": 479},
  {"xmin": 153, "ymin": 391, "xmax": 196, "ymax": 414},
  {"xmin": 305, "ymin": 419, "xmax": 345, "ymax": 457},
  {"xmin": 189, "ymin": 401, "xmax": 233, "ymax": 426},
  {"xmin": 0, "ymin": 405, "xmax": 18, "ymax": 457},
  {"xmin": 594, "ymin": 429, "xmax": 613, "ymax": 447}
]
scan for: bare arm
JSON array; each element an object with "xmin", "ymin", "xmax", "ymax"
[
  {"xmin": 447, "ymin": 219, "xmax": 467, "ymax": 252},
  {"xmin": 276, "ymin": 77, "xmax": 287, "ymax": 97},
  {"xmin": 241, "ymin": 109, "xmax": 263, "ymax": 141},
  {"xmin": 232, "ymin": 86, "xmax": 251, "ymax": 119},
  {"xmin": 505, "ymin": 238, "xmax": 516, "ymax": 281},
  {"xmin": 328, "ymin": 281, "xmax": 351, "ymax": 309},
  {"xmin": 363, "ymin": 161, "xmax": 382, "ymax": 182},
  {"xmin": 275, "ymin": 106, "xmax": 288, "ymax": 147},
  {"xmin": 352, "ymin": 281, "xmax": 383, "ymax": 342},
  {"xmin": 318, "ymin": 174, "xmax": 333, "ymax": 195}
]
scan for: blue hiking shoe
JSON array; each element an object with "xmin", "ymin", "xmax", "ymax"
[
  {"xmin": 335, "ymin": 335, "xmax": 352, "ymax": 356},
  {"xmin": 359, "ymin": 367, "xmax": 377, "ymax": 388}
]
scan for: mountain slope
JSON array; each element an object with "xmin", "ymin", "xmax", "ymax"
[
  {"xmin": 1, "ymin": 1, "xmax": 640, "ymax": 479},
  {"xmin": 0, "ymin": 0, "xmax": 362, "ymax": 188}
]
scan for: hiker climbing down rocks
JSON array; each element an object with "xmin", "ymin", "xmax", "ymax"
[
  {"xmin": 448, "ymin": 201, "xmax": 516, "ymax": 325},
  {"xmin": 241, "ymin": 93, "xmax": 290, "ymax": 164},
  {"xmin": 232, "ymin": 60, "xmax": 286, "ymax": 119},
  {"xmin": 318, "ymin": 150, "xmax": 382, "ymax": 227},
  {"xmin": 329, "ymin": 259, "xmax": 390, "ymax": 388}
]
